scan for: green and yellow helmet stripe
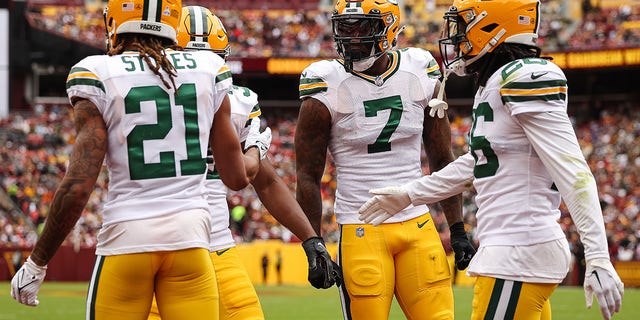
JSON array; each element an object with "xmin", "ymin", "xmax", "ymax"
[
  {"xmin": 188, "ymin": 6, "xmax": 210, "ymax": 42},
  {"xmin": 142, "ymin": 0, "xmax": 163, "ymax": 23}
]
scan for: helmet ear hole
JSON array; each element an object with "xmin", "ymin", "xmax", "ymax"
[{"xmin": 481, "ymin": 23, "xmax": 498, "ymax": 33}]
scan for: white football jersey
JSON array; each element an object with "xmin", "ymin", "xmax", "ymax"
[
  {"xmin": 299, "ymin": 48, "xmax": 442, "ymax": 224},
  {"xmin": 206, "ymin": 85, "xmax": 261, "ymax": 251},
  {"xmin": 469, "ymin": 57, "xmax": 569, "ymax": 247},
  {"xmin": 66, "ymin": 49, "xmax": 232, "ymax": 230},
  {"xmin": 405, "ymin": 57, "xmax": 607, "ymax": 281}
]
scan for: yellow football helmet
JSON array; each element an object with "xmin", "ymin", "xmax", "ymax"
[
  {"xmin": 439, "ymin": 0, "xmax": 540, "ymax": 75},
  {"xmin": 177, "ymin": 6, "xmax": 230, "ymax": 59},
  {"xmin": 331, "ymin": 0, "xmax": 402, "ymax": 72},
  {"xmin": 103, "ymin": 0, "xmax": 182, "ymax": 50}
]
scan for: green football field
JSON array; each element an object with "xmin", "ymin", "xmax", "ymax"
[{"xmin": 0, "ymin": 282, "xmax": 637, "ymax": 319}]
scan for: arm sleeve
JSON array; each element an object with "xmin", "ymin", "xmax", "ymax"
[
  {"xmin": 516, "ymin": 110, "xmax": 609, "ymax": 260},
  {"xmin": 403, "ymin": 153, "xmax": 475, "ymax": 205}
]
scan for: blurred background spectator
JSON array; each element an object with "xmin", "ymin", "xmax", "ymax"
[
  {"xmin": 1, "ymin": 102, "xmax": 639, "ymax": 267},
  {"xmin": 22, "ymin": 0, "xmax": 640, "ymax": 56}
]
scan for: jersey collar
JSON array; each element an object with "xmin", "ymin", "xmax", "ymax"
[{"xmin": 347, "ymin": 51, "xmax": 401, "ymax": 86}]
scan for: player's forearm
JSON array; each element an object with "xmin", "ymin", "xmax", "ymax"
[
  {"xmin": 253, "ymin": 160, "xmax": 317, "ymax": 240},
  {"xmin": 440, "ymin": 194, "xmax": 464, "ymax": 226},
  {"xmin": 295, "ymin": 175, "xmax": 324, "ymax": 236},
  {"xmin": 30, "ymin": 180, "xmax": 91, "ymax": 266},
  {"xmin": 30, "ymin": 100, "xmax": 106, "ymax": 266},
  {"xmin": 242, "ymin": 147, "xmax": 261, "ymax": 181},
  {"xmin": 294, "ymin": 97, "xmax": 331, "ymax": 236}
]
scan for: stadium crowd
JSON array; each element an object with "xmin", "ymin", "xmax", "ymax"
[
  {"xmin": 23, "ymin": 0, "xmax": 640, "ymax": 55},
  {"xmin": 1, "ymin": 102, "xmax": 639, "ymax": 264}
]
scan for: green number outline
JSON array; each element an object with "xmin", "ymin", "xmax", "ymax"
[
  {"xmin": 363, "ymin": 95, "xmax": 403, "ymax": 154},
  {"xmin": 125, "ymin": 84, "xmax": 206, "ymax": 180},
  {"xmin": 469, "ymin": 102, "xmax": 499, "ymax": 178}
]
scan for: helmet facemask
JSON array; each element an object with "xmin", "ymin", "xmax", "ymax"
[
  {"xmin": 331, "ymin": 0, "xmax": 401, "ymax": 74},
  {"xmin": 332, "ymin": 15, "xmax": 390, "ymax": 72},
  {"xmin": 438, "ymin": 0, "xmax": 540, "ymax": 77},
  {"xmin": 103, "ymin": 7, "xmax": 115, "ymax": 52},
  {"xmin": 439, "ymin": 7, "xmax": 474, "ymax": 76}
]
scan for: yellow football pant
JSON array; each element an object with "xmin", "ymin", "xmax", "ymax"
[
  {"xmin": 88, "ymin": 248, "xmax": 218, "ymax": 320},
  {"xmin": 471, "ymin": 276, "xmax": 558, "ymax": 320},
  {"xmin": 149, "ymin": 246, "xmax": 263, "ymax": 320},
  {"xmin": 339, "ymin": 213, "xmax": 454, "ymax": 320}
]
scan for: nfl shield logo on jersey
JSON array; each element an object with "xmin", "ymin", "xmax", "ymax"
[{"xmin": 356, "ymin": 227, "xmax": 365, "ymax": 238}]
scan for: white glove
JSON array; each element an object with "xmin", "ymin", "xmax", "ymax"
[
  {"xmin": 584, "ymin": 258, "xmax": 624, "ymax": 320},
  {"xmin": 358, "ymin": 186, "xmax": 411, "ymax": 226},
  {"xmin": 428, "ymin": 98, "xmax": 448, "ymax": 119},
  {"xmin": 10, "ymin": 256, "xmax": 47, "ymax": 306},
  {"xmin": 244, "ymin": 118, "xmax": 272, "ymax": 159}
]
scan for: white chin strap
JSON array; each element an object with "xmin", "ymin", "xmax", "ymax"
[
  {"xmin": 353, "ymin": 56, "xmax": 377, "ymax": 72},
  {"xmin": 449, "ymin": 60, "xmax": 467, "ymax": 77},
  {"xmin": 352, "ymin": 46, "xmax": 378, "ymax": 72}
]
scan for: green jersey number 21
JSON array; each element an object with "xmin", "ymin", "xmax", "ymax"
[{"xmin": 125, "ymin": 84, "xmax": 206, "ymax": 180}]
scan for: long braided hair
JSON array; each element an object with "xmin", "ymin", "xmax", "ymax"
[
  {"xmin": 469, "ymin": 43, "xmax": 544, "ymax": 90},
  {"xmin": 108, "ymin": 34, "xmax": 182, "ymax": 91}
]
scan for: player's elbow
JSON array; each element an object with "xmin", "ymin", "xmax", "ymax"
[{"xmin": 224, "ymin": 176, "xmax": 251, "ymax": 191}]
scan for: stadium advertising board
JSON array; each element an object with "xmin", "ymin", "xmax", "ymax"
[{"xmin": 230, "ymin": 48, "xmax": 640, "ymax": 75}]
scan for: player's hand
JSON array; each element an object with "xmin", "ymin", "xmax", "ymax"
[
  {"xmin": 584, "ymin": 258, "xmax": 624, "ymax": 320},
  {"xmin": 358, "ymin": 186, "xmax": 411, "ymax": 226},
  {"xmin": 449, "ymin": 222, "xmax": 475, "ymax": 270},
  {"xmin": 428, "ymin": 98, "xmax": 448, "ymax": 119},
  {"xmin": 302, "ymin": 237, "xmax": 339, "ymax": 289},
  {"xmin": 10, "ymin": 256, "xmax": 47, "ymax": 306},
  {"xmin": 244, "ymin": 118, "xmax": 272, "ymax": 159}
]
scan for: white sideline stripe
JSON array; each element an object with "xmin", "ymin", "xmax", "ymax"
[
  {"xmin": 85, "ymin": 256, "xmax": 103, "ymax": 320},
  {"xmin": 493, "ymin": 280, "xmax": 515, "ymax": 320}
]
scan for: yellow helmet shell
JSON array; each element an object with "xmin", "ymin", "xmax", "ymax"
[
  {"xmin": 177, "ymin": 6, "xmax": 230, "ymax": 59},
  {"xmin": 104, "ymin": 0, "xmax": 182, "ymax": 48}
]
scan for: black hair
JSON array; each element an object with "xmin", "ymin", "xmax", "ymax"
[
  {"xmin": 468, "ymin": 43, "xmax": 543, "ymax": 90},
  {"xmin": 108, "ymin": 34, "xmax": 182, "ymax": 91}
]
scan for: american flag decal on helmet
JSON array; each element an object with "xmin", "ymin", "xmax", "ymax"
[{"xmin": 518, "ymin": 15, "xmax": 530, "ymax": 25}]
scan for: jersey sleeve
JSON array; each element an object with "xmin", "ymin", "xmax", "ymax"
[
  {"xmin": 299, "ymin": 61, "xmax": 331, "ymax": 105},
  {"xmin": 500, "ymin": 60, "xmax": 568, "ymax": 116},
  {"xmin": 403, "ymin": 47, "xmax": 442, "ymax": 79},
  {"xmin": 516, "ymin": 110, "xmax": 609, "ymax": 260},
  {"xmin": 212, "ymin": 64, "xmax": 233, "ymax": 110},
  {"xmin": 66, "ymin": 56, "xmax": 108, "ymax": 110},
  {"xmin": 228, "ymin": 85, "xmax": 261, "ymax": 141},
  {"xmin": 401, "ymin": 48, "xmax": 440, "ymax": 102},
  {"xmin": 403, "ymin": 152, "xmax": 475, "ymax": 205}
]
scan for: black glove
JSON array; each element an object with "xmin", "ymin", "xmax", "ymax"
[
  {"xmin": 449, "ymin": 222, "xmax": 476, "ymax": 271},
  {"xmin": 301, "ymin": 237, "xmax": 340, "ymax": 289},
  {"xmin": 330, "ymin": 260, "xmax": 343, "ymax": 287}
]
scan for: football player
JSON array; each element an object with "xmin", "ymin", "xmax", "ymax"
[
  {"xmin": 295, "ymin": 0, "xmax": 475, "ymax": 319},
  {"xmin": 9, "ymin": 0, "xmax": 269, "ymax": 319},
  {"xmin": 358, "ymin": 0, "xmax": 625, "ymax": 319},
  {"xmin": 147, "ymin": 6, "xmax": 341, "ymax": 320}
]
